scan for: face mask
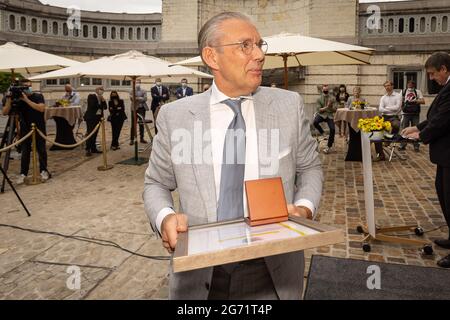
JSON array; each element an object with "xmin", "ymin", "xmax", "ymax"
[
  {"xmin": 181, "ymin": 83, "xmax": 187, "ymax": 88},
  {"xmin": 340, "ymin": 88, "xmax": 345, "ymax": 92},
  {"xmin": 112, "ymin": 96, "xmax": 118, "ymax": 100},
  {"xmin": 408, "ymin": 87, "xmax": 414, "ymax": 91},
  {"xmin": 323, "ymin": 90, "xmax": 329, "ymax": 95},
  {"xmin": 25, "ymin": 87, "xmax": 33, "ymax": 95},
  {"xmin": 98, "ymin": 90, "xmax": 104, "ymax": 96},
  {"xmin": 156, "ymin": 82, "xmax": 161, "ymax": 86}
]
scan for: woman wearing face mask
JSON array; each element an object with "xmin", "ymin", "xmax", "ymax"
[
  {"xmin": 335, "ymin": 84, "xmax": 350, "ymax": 137},
  {"xmin": 108, "ymin": 91, "xmax": 127, "ymax": 150}
]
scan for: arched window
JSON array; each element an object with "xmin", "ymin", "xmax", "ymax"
[
  {"xmin": 83, "ymin": 25, "xmax": 89, "ymax": 38},
  {"xmin": 388, "ymin": 19, "xmax": 394, "ymax": 33},
  {"xmin": 53, "ymin": 21, "xmax": 58, "ymax": 35},
  {"xmin": 420, "ymin": 17, "xmax": 426, "ymax": 33},
  {"xmin": 398, "ymin": 18, "xmax": 404, "ymax": 33},
  {"xmin": 409, "ymin": 17, "xmax": 415, "ymax": 33},
  {"xmin": 431, "ymin": 16, "xmax": 437, "ymax": 32},
  {"xmin": 152, "ymin": 27, "xmax": 156, "ymax": 40},
  {"xmin": 20, "ymin": 17, "xmax": 26, "ymax": 31},
  {"xmin": 137, "ymin": 27, "xmax": 141, "ymax": 40},
  {"xmin": 9, "ymin": 15, "xmax": 15, "ymax": 30},
  {"xmin": 93, "ymin": 25, "xmax": 98, "ymax": 38},
  {"xmin": 63, "ymin": 23, "xmax": 69, "ymax": 36},
  {"xmin": 443, "ymin": 16, "xmax": 448, "ymax": 32},
  {"xmin": 42, "ymin": 20, "xmax": 48, "ymax": 34},
  {"xmin": 111, "ymin": 27, "xmax": 116, "ymax": 40},
  {"xmin": 102, "ymin": 26, "xmax": 107, "ymax": 39},
  {"xmin": 73, "ymin": 28, "xmax": 79, "ymax": 37},
  {"xmin": 128, "ymin": 27, "xmax": 133, "ymax": 40},
  {"xmin": 145, "ymin": 28, "xmax": 149, "ymax": 40},
  {"xmin": 378, "ymin": 18, "xmax": 383, "ymax": 33},
  {"xmin": 31, "ymin": 18, "xmax": 37, "ymax": 33},
  {"xmin": 120, "ymin": 27, "xmax": 125, "ymax": 40}
]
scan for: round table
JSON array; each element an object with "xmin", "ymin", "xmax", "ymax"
[
  {"xmin": 334, "ymin": 107, "xmax": 379, "ymax": 161},
  {"xmin": 45, "ymin": 106, "xmax": 82, "ymax": 150}
]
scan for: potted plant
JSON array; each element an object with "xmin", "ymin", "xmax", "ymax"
[{"xmin": 357, "ymin": 116, "xmax": 392, "ymax": 141}]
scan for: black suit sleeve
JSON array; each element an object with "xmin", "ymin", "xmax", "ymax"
[{"xmin": 419, "ymin": 90, "xmax": 450, "ymax": 144}]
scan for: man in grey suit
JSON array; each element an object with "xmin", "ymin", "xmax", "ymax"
[{"xmin": 143, "ymin": 12, "xmax": 323, "ymax": 300}]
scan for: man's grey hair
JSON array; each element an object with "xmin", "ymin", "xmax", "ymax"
[
  {"xmin": 198, "ymin": 12, "xmax": 252, "ymax": 62},
  {"xmin": 425, "ymin": 51, "xmax": 450, "ymax": 71}
]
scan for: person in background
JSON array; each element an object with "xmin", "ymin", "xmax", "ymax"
[
  {"xmin": 175, "ymin": 78, "xmax": 194, "ymax": 99},
  {"xmin": 150, "ymin": 78, "xmax": 169, "ymax": 134},
  {"xmin": 374, "ymin": 80, "xmax": 402, "ymax": 161},
  {"xmin": 346, "ymin": 86, "xmax": 367, "ymax": 109},
  {"xmin": 313, "ymin": 84, "xmax": 337, "ymax": 154},
  {"xmin": 130, "ymin": 79, "xmax": 149, "ymax": 145},
  {"xmin": 108, "ymin": 91, "xmax": 127, "ymax": 150},
  {"xmin": 84, "ymin": 86, "xmax": 107, "ymax": 157},
  {"xmin": 335, "ymin": 84, "xmax": 350, "ymax": 137},
  {"xmin": 2, "ymin": 79, "xmax": 51, "ymax": 184},
  {"xmin": 62, "ymin": 84, "xmax": 80, "ymax": 106},
  {"xmin": 203, "ymin": 83, "xmax": 211, "ymax": 92},
  {"xmin": 402, "ymin": 52, "xmax": 450, "ymax": 268},
  {"xmin": 399, "ymin": 80, "xmax": 425, "ymax": 152}
]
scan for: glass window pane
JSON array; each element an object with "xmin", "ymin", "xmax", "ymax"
[
  {"xmin": 80, "ymin": 78, "xmax": 91, "ymax": 86},
  {"xmin": 53, "ymin": 21, "xmax": 58, "ymax": 35},
  {"xmin": 46, "ymin": 79, "xmax": 58, "ymax": 86},
  {"xmin": 9, "ymin": 15, "xmax": 15, "ymax": 30},
  {"xmin": 59, "ymin": 78, "xmax": 70, "ymax": 85},
  {"xmin": 42, "ymin": 20, "xmax": 48, "ymax": 34},
  {"xmin": 92, "ymin": 78, "xmax": 102, "ymax": 86}
]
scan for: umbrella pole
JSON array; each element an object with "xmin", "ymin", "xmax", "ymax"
[
  {"xmin": 283, "ymin": 55, "xmax": 288, "ymax": 90},
  {"xmin": 133, "ymin": 77, "xmax": 138, "ymax": 161}
]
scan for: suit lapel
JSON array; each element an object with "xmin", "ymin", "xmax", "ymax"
[
  {"xmin": 428, "ymin": 80, "xmax": 450, "ymax": 118},
  {"xmin": 189, "ymin": 91, "xmax": 218, "ymax": 223},
  {"xmin": 253, "ymin": 88, "xmax": 277, "ymax": 178}
]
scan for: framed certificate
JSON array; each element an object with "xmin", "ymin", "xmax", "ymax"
[{"xmin": 173, "ymin": 216, "xmax": 345, "ymax": 273}]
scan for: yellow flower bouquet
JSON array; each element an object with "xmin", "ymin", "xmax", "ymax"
[
  {"xmin": 55, "ymin": 99, "xmax": 70, "ymax": 107},
  {"xmin": 351, "ymin": 100, "xmax": 366, "ymax": 110},
  {"xmin": 358, "ymin": 116, "xmax": 392, "ymax": 141}
]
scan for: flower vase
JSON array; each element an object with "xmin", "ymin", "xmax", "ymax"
[{"xmin": 368, "ymin": 130, "xmax": 384, "ymax": 141}]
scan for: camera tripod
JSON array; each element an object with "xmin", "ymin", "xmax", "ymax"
[
  {"xmin": 0, "ymin": 115, "xmax": 31, "ymax": 216},
  {"xmin": 0, "ymin": 114, "xmax": 19, "ymax": 193}
]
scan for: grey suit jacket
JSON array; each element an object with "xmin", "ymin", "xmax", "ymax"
[{"xmin": 143, "ymin": 86, "xmax": 323, "ymax": 300}]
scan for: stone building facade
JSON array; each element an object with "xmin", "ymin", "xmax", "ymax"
[{"xmin": 1, "ymin": 0, "xmax": 450, "ymax": 114}]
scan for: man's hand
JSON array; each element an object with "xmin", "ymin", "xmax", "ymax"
[
  {"xmin": 21, "ymin": 92, "xmax": 30, "ymax": 103},
  {"xmin": 406, "ymin": 131, "xmax": 420, "ymax": 140},
  {"xmin": 401, "ymin": 126, "xmax": 419, "ymax": 137},
  {"xmin": 161, "ymin": 213, "xmax": 188, "ymax": 253},
  {"xmin": 287, "ymin": 204, "xmax": 313, "ymax": 220},
  {"xmin": 319, "ymin": 107, "xmax": 327, "ymax": 113}
]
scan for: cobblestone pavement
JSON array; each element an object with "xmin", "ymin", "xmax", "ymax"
[{"xmin": 0, "ymin": 119, "xmax": 448, "ymax": 299}]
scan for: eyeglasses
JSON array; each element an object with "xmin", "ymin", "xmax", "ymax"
[{"xmin": 211, "ymin": 39, "xmax": 268, "ymax": 55}]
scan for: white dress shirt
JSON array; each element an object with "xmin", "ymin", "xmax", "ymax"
[
  {"xmin": 156, "ymin": 82, "xmax": 315, "ymax": 233},
  {"xmin": 379, "ymin": 91, "xmax": 402, "ymax": 116}
]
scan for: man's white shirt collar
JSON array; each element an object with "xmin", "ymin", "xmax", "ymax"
[{"xmin": 210, "ymin": 81, "xmax": 253, "ymax": 106}]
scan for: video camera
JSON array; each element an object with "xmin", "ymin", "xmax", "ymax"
[
  {"xmin": 5, "ymin": 81, "xmax": 29, "ymax": 115},
  {"xmin": 8, "ymin": 82, "xmax": 28, "ymax": 101}
]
